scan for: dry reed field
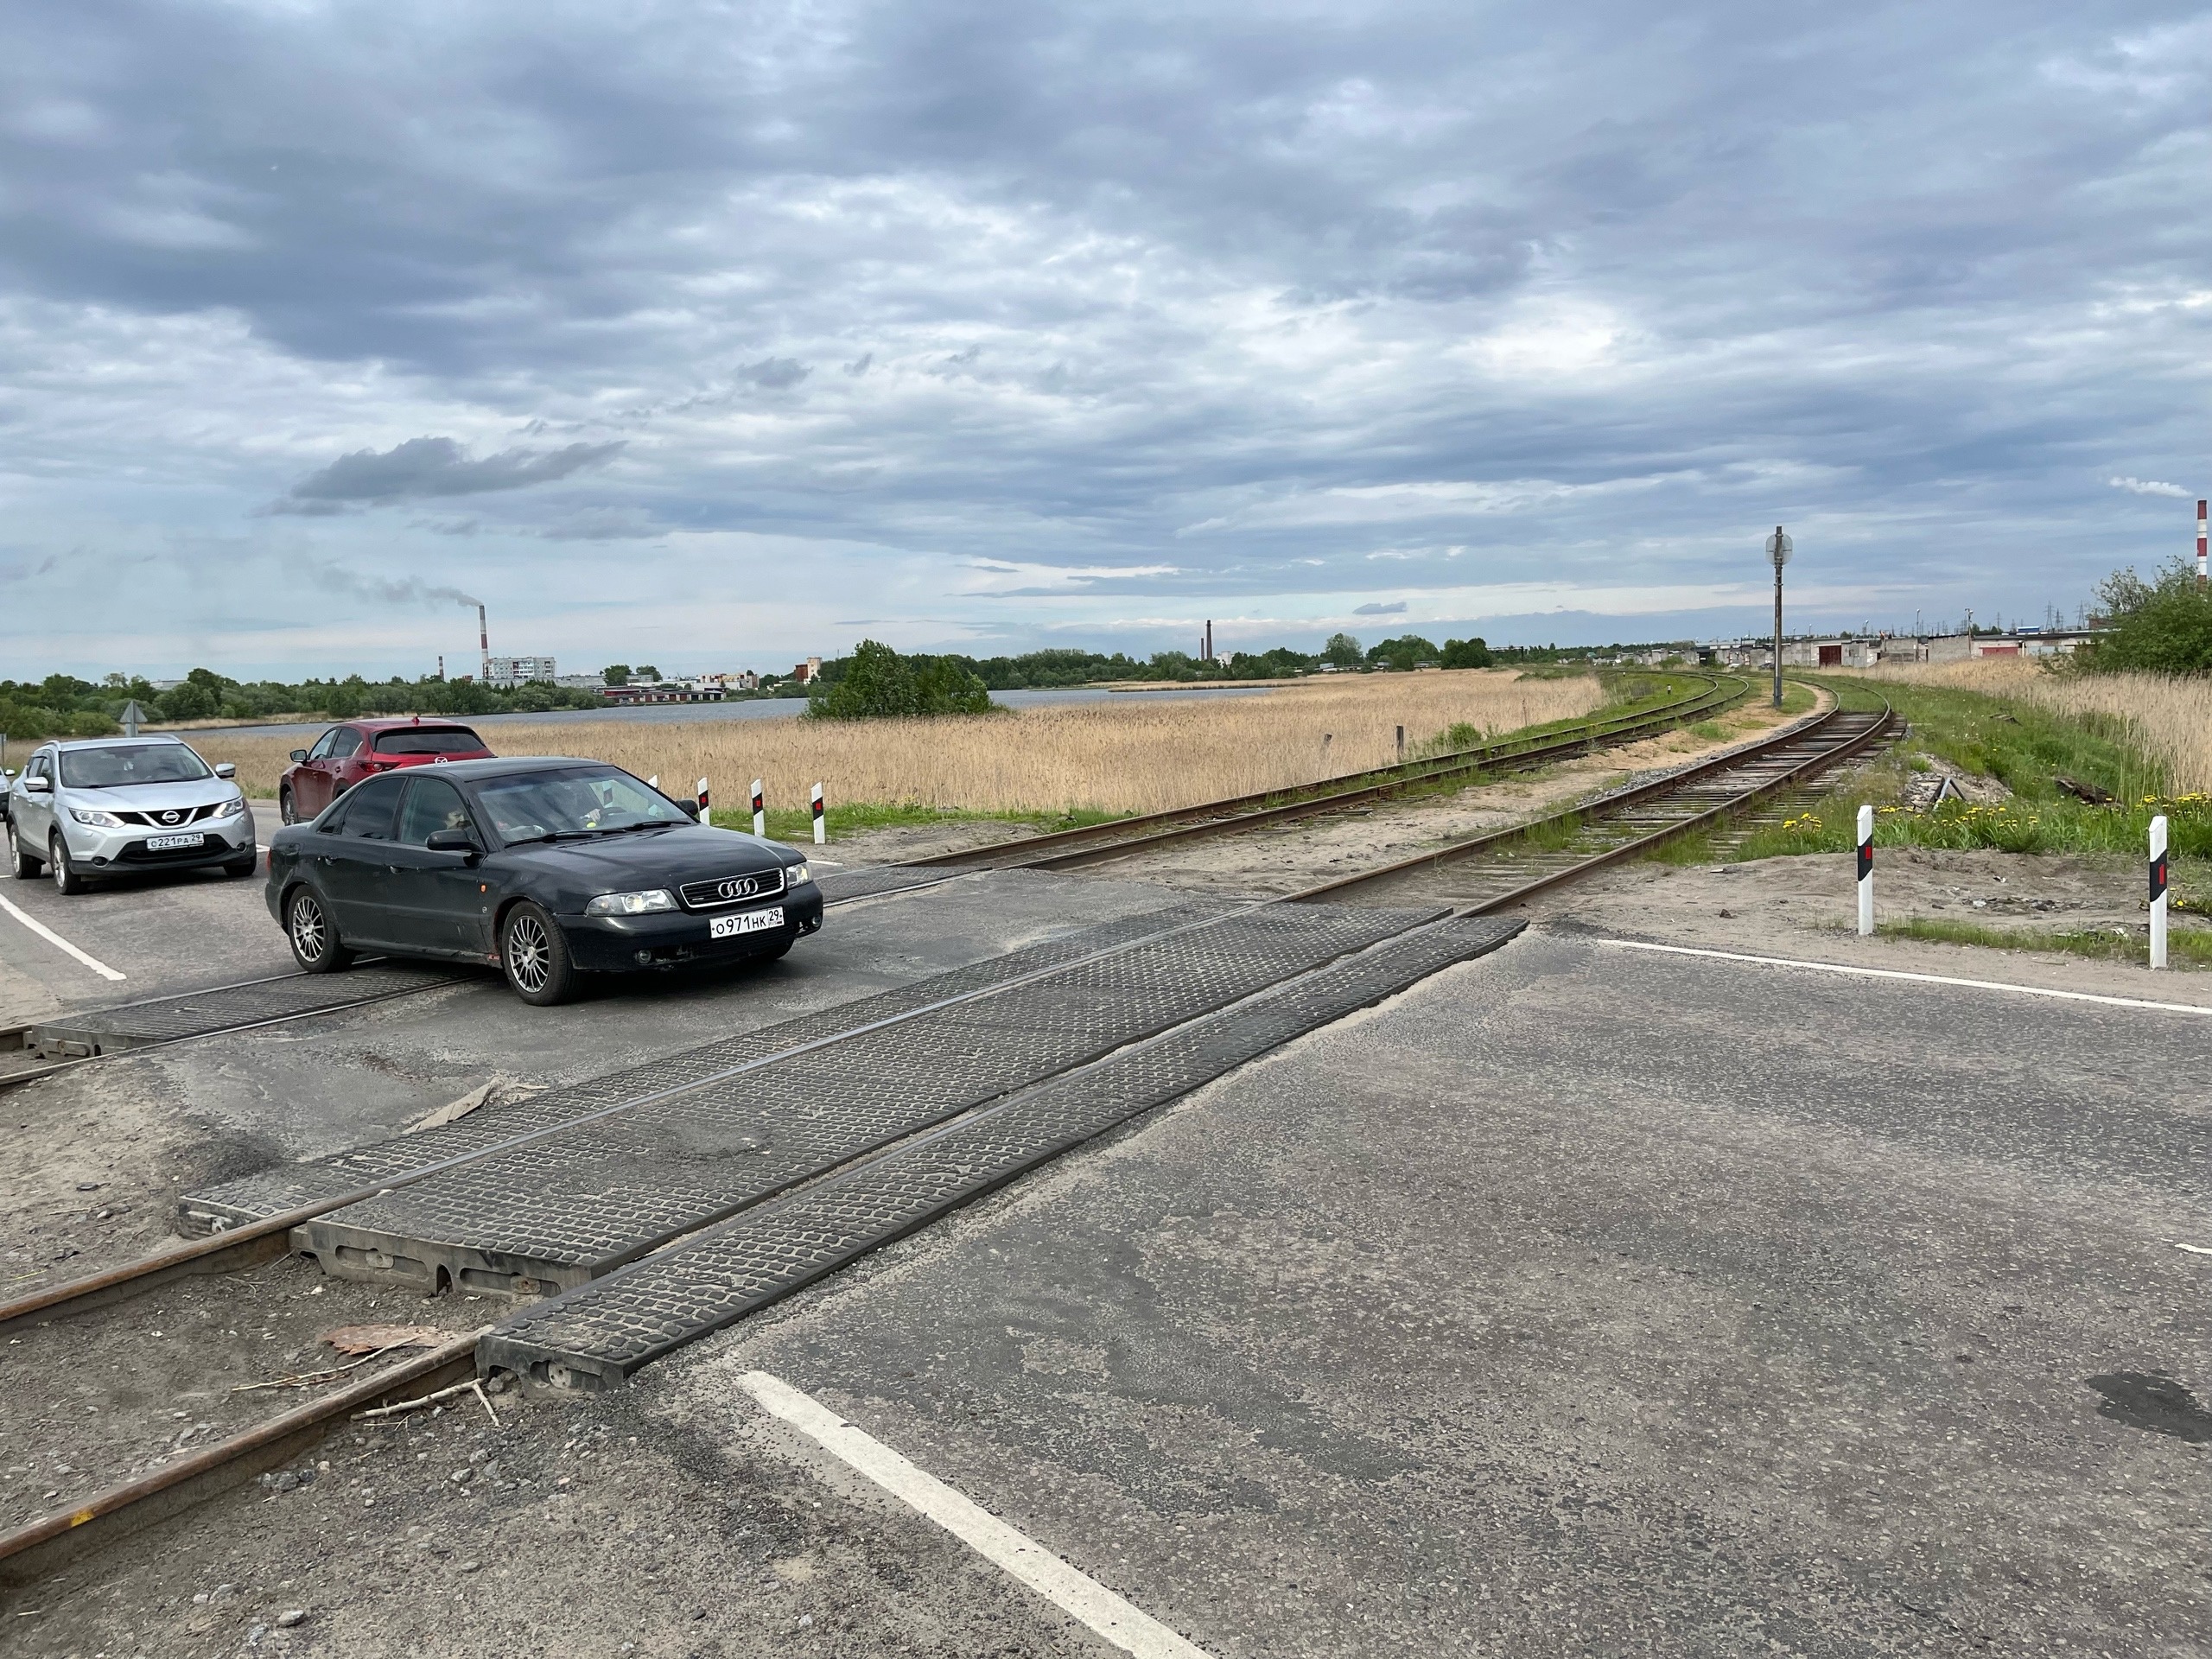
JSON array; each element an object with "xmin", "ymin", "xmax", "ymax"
[
  {"xmin": 1853, "ymin": 657, "xmax": 2212, "ymax": 794},
  {"xmin": 204, "ymin": 671, "xmax": 1605, "ymax": 816}
]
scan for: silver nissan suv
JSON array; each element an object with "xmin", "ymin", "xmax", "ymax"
[{"xmin": 6, "ymin": 735, "xmax": 257, "ymax": 894}]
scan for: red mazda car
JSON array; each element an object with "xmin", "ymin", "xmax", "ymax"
[{"xmin": 278, "ymin": 717, "xmax": 495, "ymax": 823}]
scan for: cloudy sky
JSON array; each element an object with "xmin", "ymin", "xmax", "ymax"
[{"xmin": 4, "ymin": 1, "xmax": 2209, "ymax": 679}]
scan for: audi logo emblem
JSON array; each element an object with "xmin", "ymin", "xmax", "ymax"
[{"xmin": 715, "ymin": 876, "xmax": 758, "ymax": 901}]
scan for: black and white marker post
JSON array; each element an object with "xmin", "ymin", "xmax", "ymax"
[
  {"xmin": 751, "ymin": 778, "xmax": 766, "ymax": 837},
  {"xmin": 2150, "ymin": 812, "xmax": 2170, "ymax": 969},
  {"xmin": 1856, "ymin": 804, "xmax": 1874, "ymax": 937},
  {"xmin": 696, "ymin": 776, "xmax": 709, "ymax": 820},
  {"xmin": 811, "ymin": 782, "xmax": 826, "ymax": 845}
]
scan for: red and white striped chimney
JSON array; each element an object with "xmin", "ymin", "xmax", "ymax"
[{"xmin": 2197, "ymin": 499, "xmax": 2207, "ymax": 588}]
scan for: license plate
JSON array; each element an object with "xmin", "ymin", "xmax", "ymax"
[
  {"xmin": 710, "ymin": 906, "xmax": 783, "ymax": 939},
  {"xmin": 146, "ymin": 833, "xmax": 206, "ymax": 851}
]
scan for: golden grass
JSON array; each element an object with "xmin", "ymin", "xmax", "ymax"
[
  {"xmin": 205, "ymin": 671, "xmax": 1605, "ymax": 815},
  {"xmin": 1846, "ymin": 656, "xmax": 2212, "ymax": 794}
]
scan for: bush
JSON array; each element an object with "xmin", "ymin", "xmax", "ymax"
[
  {"xmin": 2080, "ymin": 559, "xmax": 2212, "ymax": 676},
  {"xmin": 159, "ymin": 679, "xmax": 216, "ymax": 721},
  {"xmin": 808, "ymin": 639, "xmax": 995, "ymax": 720},
  {"xmin": 1365, "ymin": 634, "xmax": 1440, "ymax": 672}
]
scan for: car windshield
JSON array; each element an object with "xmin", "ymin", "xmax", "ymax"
[
  {"xmin": 373, "ymin": 728, "xmax": 486, "ymax": 756},
  {"xmin": 59, "ymin": 743, "xmax": 213, "ymax": 788},
  {"xmin": 474, "ymin": 767, "xmax": 690, "ymax": 842}
]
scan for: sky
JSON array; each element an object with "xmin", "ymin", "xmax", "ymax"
[{"xmin": 4, "ymin": 1, "xmax": 2210, "ymax": 681}]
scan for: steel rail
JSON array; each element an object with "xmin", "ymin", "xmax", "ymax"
[
  {"xmin": 1288, "ymin": 693, "xmax": 1896, "ymax": 905},
  {"xmin": 0, "ymin": 966, "xmax": 467, "ymax": 1094},
  {"xmin": 910, "ymin": 673, "xmax": 1750, "ymax": 874},
  {"xmin": 0, "ymin": 893, "xmax": 1319, "ymax": 1339},
  {"xmin": 0, "ymin": 876, "xmax": 953, "ymax": 1096},
  {"xmin": 0, "ymin": 1332, "xmax": 481, "ymax": 1587}
]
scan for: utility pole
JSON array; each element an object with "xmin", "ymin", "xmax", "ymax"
[{"xmin": 1764, "ymin": 526, "xmax": 1792, "ymax": 709}]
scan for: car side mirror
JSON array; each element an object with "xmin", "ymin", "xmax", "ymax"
[
  {"xmin": 289, "ymin": 749, "xmax": 308, "ymax": 764},
  {"xmin": 678, "ymin": 801, "xmax": 701, "ymax": 822},
  {"xmin": 423, "ymin": 828, "xmax": 481, "ymax": 859},
  {"xmin": 214, "ymin": 762, "xmax": 237, "ymax": 779},
  {"xmin": 23, "ymin": 775, "xmax": 50, "ymax": 794}
]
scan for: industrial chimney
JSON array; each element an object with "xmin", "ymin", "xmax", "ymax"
[{"xmin": 477, "ymin": 603, "xmax": 490, "ymax": 683}]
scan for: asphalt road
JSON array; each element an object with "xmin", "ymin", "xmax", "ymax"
[
  {"xmin": 10, "ymin": 878, "xmax": 2209, "ymax": 1655},
  {"xmin": 651, "ymin": 922, "xmax": 2212, "ymax": 1656}
]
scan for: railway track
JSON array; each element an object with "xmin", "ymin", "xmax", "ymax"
[
  {"xmin": 0, "ymin": 681, "xmax": 1891, "ymax": 1592},
  {"xmin": 1288, "ymin": 694, "xmax": 1897, "ymax": 907},
  {"xmin": 0, "ymin": 865, "xmax": 963, "ymax": 1093},
  {"xmin": 904, "ymin": 671, "xmax": 1751, "ymax": 874},
  {"xmin": 1, "ymin": 899, "xmax": 1522, "ymax": 1586}
]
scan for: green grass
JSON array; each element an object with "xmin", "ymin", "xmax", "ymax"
[
  {"xmin": 1656, "ymin": 675, "xmax": 2212, "ymax": 864},
  {"xmin": 1874, "ymin": 915, "xmax": 2212, "ymax": 969},
  {"xmin": 709, "ymin": 799, "xmax": 1123, "ymax": 844}
]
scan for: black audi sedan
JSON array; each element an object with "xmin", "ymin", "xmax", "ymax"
[{"xmin": 264, "ymin": 756, "xmax": 821, "ymax": 1004}]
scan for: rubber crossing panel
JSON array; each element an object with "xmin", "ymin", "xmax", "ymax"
[
  {"xmin": 478, "ymin": 912, "xmax": 1523, "ymax": 1393},
  {"xmin": 29, "ymin": 964, "xmax": 461, "ymax": 1060},
  {"xmin": 289, "ymin": 904, "xmax": 1434, "ymax": 1297},
  {"xmin": 177, "ymin": 906, "xmax": 1214, "ymax": 1235}
]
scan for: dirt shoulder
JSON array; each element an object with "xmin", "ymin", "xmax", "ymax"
[{"xmin": 1533, "ymin": 845, "xmax": 2212, "ymax": 1007}]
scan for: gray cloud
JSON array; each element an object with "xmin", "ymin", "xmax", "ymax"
[
  {"xmin": 277, "ymin": 437, "xmax": 624, "ymax": 509},
  {"xmin": 4, "ymin": 0, "xmax": 2212, "ymax": 674},
  {"xmin": 1354, "ymin": 601, "xmax": 1408, "ymax": 615},
  {"xmin": 738, "ymin": 358, "xmax": 809, "ymax": 391}
]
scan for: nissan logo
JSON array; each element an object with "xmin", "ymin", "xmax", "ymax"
[
  {"xmin": 715, "ymin": 876, "xmax": 756, "ymax": 901},
  {"xmin": 161, "ymin": 810, "xmax": 181, "ymax": 824}
]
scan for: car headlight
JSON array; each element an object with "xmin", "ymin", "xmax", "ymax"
[
  {"xmin": 584, "ymin": 888, "xmax": 677, "ymax": 916},
  {"xmin": 70, "ymin": 807, "xmax": 124, "ymax": 828},
  {"xmin": 212, "ymin": 795, "xmax": 248, "ymax": 820},
  {"xmin": 784, "ymin": 861, "xmax": 811, "ymax": 887}
]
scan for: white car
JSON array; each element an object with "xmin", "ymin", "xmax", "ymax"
[{"xmin": 6, "ymin": 735, "xmax": 257, "ymax": 894}]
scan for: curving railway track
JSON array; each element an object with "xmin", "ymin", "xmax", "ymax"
[{"xmin": 0, "ymin": 677, "xmax": 1897, "ymax": 1591}]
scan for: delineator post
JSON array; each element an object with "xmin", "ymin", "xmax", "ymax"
[
  {"xmin": 811, "ymin": 783, "xmax": 825, "ymax": 845},
  {"xmin": 1856, "ymin": 804, "xmax": 1874, "ymax": 937},
  {"xmin": 2150, "ymin": 814, "xmax": 2170, "ymax": 969},
  {"xmin": 751, "ymin": 779, "xmax": 766, "ymax": 838}
]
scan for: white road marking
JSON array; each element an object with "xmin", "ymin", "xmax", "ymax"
[
  {"xmin": 739, "ymin": 1371, "xmax": 1214, "ymax": 1659},
  {"xmin": 2177, "ymin": 1243, "xmax": 2212, "ymax": 1257},
  {"xmin": 0, "ymin": 891, "xmax": 125, "ymax": 982},
  {"xmin": 1600, "ymin": 938, "xmax": 2212, "ymax": 1016}
]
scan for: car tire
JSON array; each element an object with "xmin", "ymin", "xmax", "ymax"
[
  {"xmin": 7, "ymin": 830, "xmax": 40, "ymax": 880},
  {"xmin": 499, "ymin": 901, "xmax": 577, "ymax": 1006},
  {"xmin": 286, "ymin": 887, "xmax": 353, "ymax": 974},
  {"xmin": 278, "ymin": 788, "xmax": 296, "ymax": 826},
  {"xmin": 223, "ymin": 851, "xmax": 259, "ymax": 877},
  {"xmin": 48, "ymin": 836, "xmax": 87, "ymax": 896}
]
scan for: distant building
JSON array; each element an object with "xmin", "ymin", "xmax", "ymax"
[
  {"xmin": 792, "ymin": 656, "xmax": 824, "ymax": 684},
  {"xmin": 484, "ymin": 654, "xmax": 558, "ymax": 688},
  {"xmin": 598, "ymin": 677, "xmax": 727, "ymax": 705}
]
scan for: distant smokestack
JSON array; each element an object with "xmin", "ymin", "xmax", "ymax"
[
  {"xmin": 437, "ymin": 653, "xmax": 445, "ymax": 682},
  {"xmin": 2199, "ymin": 499, "xmax": 2207, "ymax": 588},
  {"xmin": 478, "ymin": 603, "xmax": 489, "ymax": 682},
  {"xmin": 1205, "ymin": 619, "xmax": 1213, "ymax": 660}
]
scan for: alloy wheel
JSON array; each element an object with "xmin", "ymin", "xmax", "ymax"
[
  {"xmin": 290, "ymin": 893, "xmax": 327, "ymax": 963},
  {"xmin": 505, "ymin": 912, "xmax": 552, "ymax": 994}
]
